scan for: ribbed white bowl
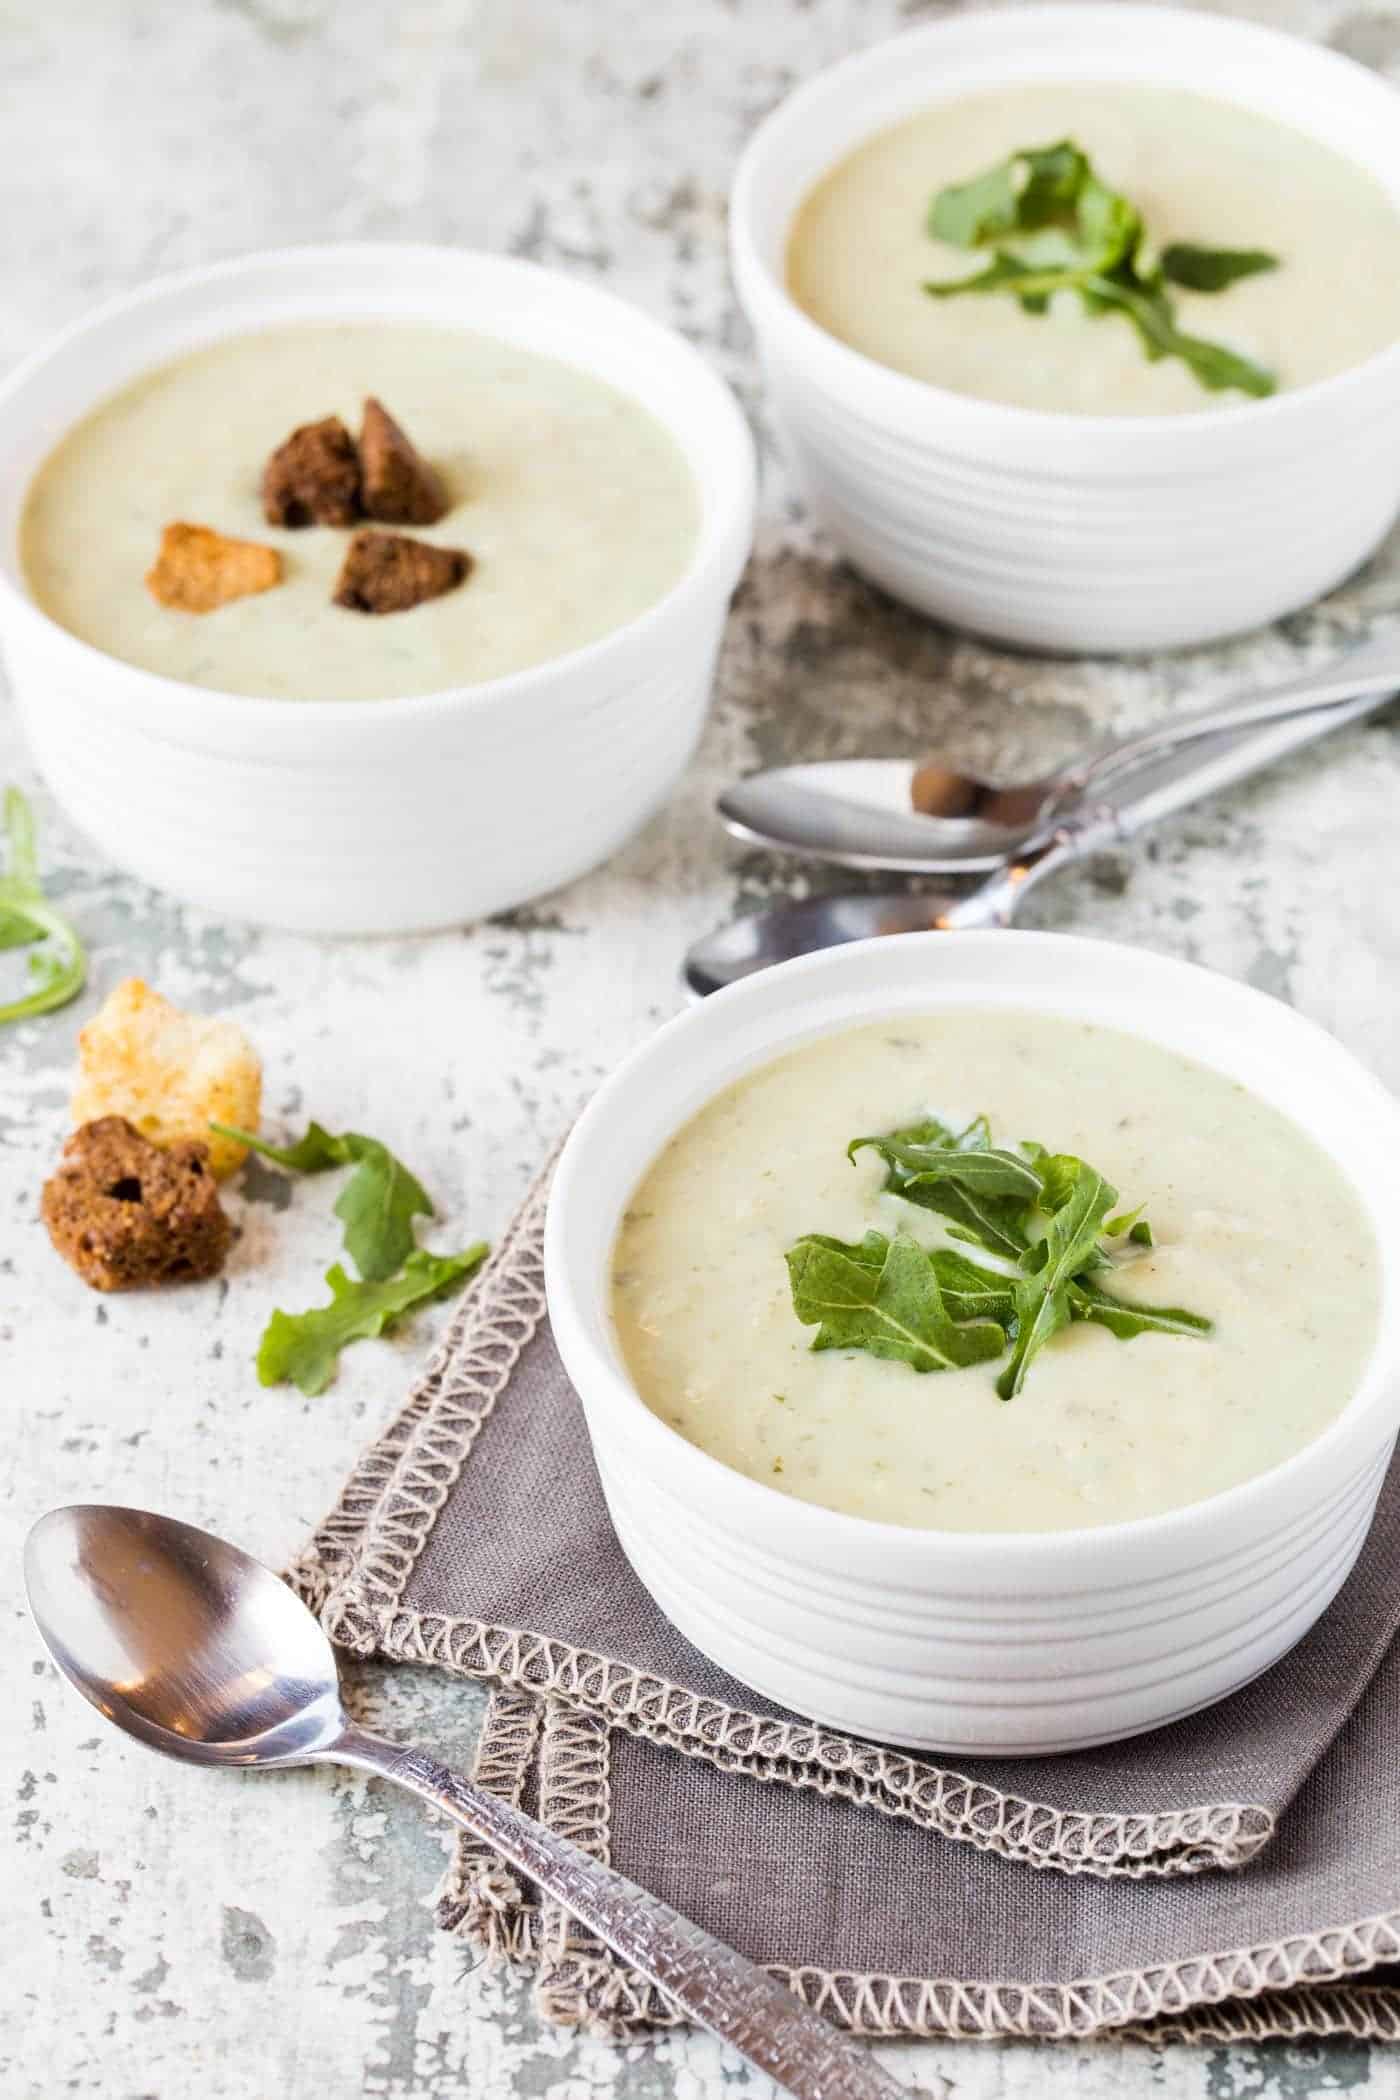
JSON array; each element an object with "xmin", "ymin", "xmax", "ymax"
[
  {"xmin": 0, "ymin": 246, "xmax": 755, "ymax": 934},
  {"xmin": 546, "ymin": 933, "xmax": 1400, "ymax": 1754},
  {"xmin": 730, "ymin": 6, "xmax": 1400, "ymax": 653}
]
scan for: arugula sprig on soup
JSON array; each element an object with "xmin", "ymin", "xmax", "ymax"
[
  {"xmin": 610, "ymin": 1013, "xmax": 1380, "ymax": 1533},
  {"xmin": 788, "ymin": 1113, "xmax": 1211, "ymax": 1399},
  {"xmin": 785, "ymin": 83, "xmax": 1400, "ymax": 415}
]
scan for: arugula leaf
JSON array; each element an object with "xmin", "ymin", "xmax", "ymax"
[
  {"xmin": 930, "ymin": 1245, "xmax": 1017, "ymax": 1327},
  {"xmin": 1068, "ymin": 1275, "xmax": 1212, "ymax": 1341},
  {"xmin": 791, "ymin": 1113, "xmax": 1212, "ymax": 1396},
  {"xmin": 212, "ymin": 1119, "xmax": 432, "ymax": 1281},
  {"xmin": 928, "ymin": 140, "xmax": 1092, "ymax": 247},
  {"xmin": 786, "ymin": 1230, "xmax": 1006, "ymax": 1373},
  {"xmin": 1160, "ymin": 243, "xmax": 1278, "ymax": 292},
  {"xmin": 1081, "ymin": 272, "xmax": 1275, "ymax": 398},
  {"xmin": 996, "ymin": 1156, "xmax": 1119, "ymax": 1400},
  {"xmin": 257, "ymin": 1245, "xmax": 489, "ymax": 1396},
  {"xmin": 0, "ymin": 788, "xmax": 86, "ymax": 1027},
  {"xmin": 850, "ymin": 1128, "xmax": 1040, "ymax": 1259},
  {"xmin": 1105, "ymin": 1205, "xmax": 1155, "ymax": 1248},
  {"xmin": 925, "ymin": 138, "xmax": 1278, "ymax": 399}
]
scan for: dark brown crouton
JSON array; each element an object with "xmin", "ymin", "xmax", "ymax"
[
  {"xmin": 332, "ymin": 530, "xmax": 471, "ymax": 615},
  {"xmin": 146, "ymin": 522, "xmax": 283, "ymax": 613},
  {"xmin": 359, "ymin": 397, "xmax": 448, "ymax": 525},
  {"xmin": 42, "ymin": 1117, "xmax": 231, "ymax": 1292},
  {"xmin": 261, "ymin": 416, "xmax": 362, "ymax": 528}
]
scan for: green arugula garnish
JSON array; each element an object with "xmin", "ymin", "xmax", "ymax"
[
  {"xmin": 996, "ymin": 1154, "xmax": 1117, "ymax": 1399},
  {"xmin": 848, "ymin": 1125, "xmax": 1038, "ymax": 1260},
  {"xmin": 257, "ymin": 1246, "xmax": 489, "ymax": 1396},
  {"xmin": 925, "ymin": 139, "xmax": 1278, "ymax": 398},
  {"xmin": 0, "ymin": 788, "xmax": 86, "ymax": 1027},
  {"xmin": 212, "ymin": 1119, "xmax": 432, "ymax": 1281},
  {"xmin": 1160, "ymin": 243, "xmax": 1279, "ymax": 293},
  {"xmin": 785, "ymin": 1229, "xmax": 1006, "ymax": 1373},
  {"xmin": 786, "ymin": 1113, "xmax": 1211, "ymax": 1396}
]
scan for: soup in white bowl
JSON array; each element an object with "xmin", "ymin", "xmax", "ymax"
[
  {"xmin": 787, "ymin": 83, "xmax": 1400, "ymax": 416},
  {"xmin": 20, "ymin": 323, "xmax": 700, "ymax": 700},
  {"xmin": 612, "ymin": 1009, "xmax": 1380, "ymax": 1532},
  {"xmin": 552, "ymin": 931, "xmax": 1400, "ymax": 1749}
]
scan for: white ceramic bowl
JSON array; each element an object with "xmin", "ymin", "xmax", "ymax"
[
  {"xmin": 730, "ymin": 6, "xmax": 1400, "ymax": 654},
  {"xmin": 0, "ymin": 246, "xmax": 755, "ymax": 935},
  {"xmin": 547, "ymin": 932, "xmax": 1400, "ymax": 1755}
]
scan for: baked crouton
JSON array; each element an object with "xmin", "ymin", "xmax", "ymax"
[
  {"xmin": 43, "ymin": 1117, "xmax": 231, "ymax": 1291},
  {"xmin": 359, "ymin": 397, "xmax": 448, "ymax": 525},
  {"xmin": 333, "ymin": 530, "xmax": 471, "ymax": 614},
  {"xmin": 146, "ymin": 522, "xmax": 282, "ymax": 613},
  {"xmin": 262, "ymin": 415, "xmax": 362, "ymax": 528},
  {"xmin": 71, "ymin": 979, "xmax": 261, "ymax": 1181}
]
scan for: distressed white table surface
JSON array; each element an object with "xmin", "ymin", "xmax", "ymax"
[{"xmin": 4, "ymin": 2, "xmax": 1400, "ymax": 2095}]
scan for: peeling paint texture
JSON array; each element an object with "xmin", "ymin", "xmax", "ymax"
[{"xmin": 4, "ymin": 2, "xmax": 1400, "ymax": 2096}]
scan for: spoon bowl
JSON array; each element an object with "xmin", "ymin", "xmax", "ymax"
[
  {"xmin": 719, "ymin": 631, "xmax": 1400, "ymax": 874},
  {"xmin": 684, "ymin": 890, "xmax": 967, "ymax": 996},
  {"xmin": 24, "ymin": 1504, "xmax": 346, "ymax": 1767}
]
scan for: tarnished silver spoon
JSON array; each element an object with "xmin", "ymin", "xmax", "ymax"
[
  {"xmin": 24, "ymin": 1504, "xmax": 907, "ymax": 2100},
  {"xmin": 719, "ymin": 627, "xmax": 1400, "ymax": 872},
  {"xmin": 688, "ymin": 682, "xmax": 1392, "ymax": 996}
]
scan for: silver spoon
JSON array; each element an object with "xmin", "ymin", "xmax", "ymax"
[
  {"xmin": 688, "ymin": 682, "xmax": 1392, "ymax": 996},
  {"xmin": 24, "ymin": 1503, "xmax": 908, "ymax": 2100},
  {"xmin": 719, "ymin": 627, "xmax": 1400, "ymax": 873}
]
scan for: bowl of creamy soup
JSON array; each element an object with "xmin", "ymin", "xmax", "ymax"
[
  {"xmin": 546, "ymin": 931, "xmax": 1400, "ymax": 1754},
  {"xmin": 730, "ymin": 6, "xmax": 1400, "ymax": 652},
  {"xmin": 0, "ymin": 246, "xmax": 755, "ymax": 933}
]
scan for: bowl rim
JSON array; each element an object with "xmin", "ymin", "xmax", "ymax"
[
  {"xmin": 546, "ymin": 928, "xmax": 1400, "ymax": 1565},
  {"xmin": 0, "ymin": 241, "xmax": 757, "ymax": 722},
  {"xmin": 729, "ymin": 1, "xmax": 1400, "ymax": 445}
]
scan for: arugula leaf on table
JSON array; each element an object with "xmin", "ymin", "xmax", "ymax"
[
  {"xmin": 786, "ymin": 1230, "xmax": 1007, "ymax": 1373},
  {"xmin": 924, "ymin": 138, "xmax": 1278, "ymax": 398},
  {"xmin": 0, "ymin": 787, "xmax": 86, "ymax": 1027},
  {"xmin": 849, "ymin": 1124, "xmax": 1041, "ymax": 1259},
  {"xmin": 212, "ymin": 1119, "xmax": 432, "ymax": 1281},
  {"xmin": 257, "ymin": 1245, "xmax": 489, "ymax": 1397}
]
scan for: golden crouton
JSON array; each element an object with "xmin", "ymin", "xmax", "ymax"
[
  {"xmin": 71, "ymin": 979, "xmax": 261, "ymax": 1180},
  {"xmin": 146, "ymin": 522, "xmax": 282, "ymax": 613}
]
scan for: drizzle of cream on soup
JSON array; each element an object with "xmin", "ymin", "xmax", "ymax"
[
  {"xmin": 611, "ymin": 1014, "xmax": 1381, "ymax": 1533},
  {"xmin": 786, "ymin": 84, "xmax": 1400, "ymax": 415},
  {"xmin": 20, "ymin": 325, "xmax": 700, "ymax": 700}
]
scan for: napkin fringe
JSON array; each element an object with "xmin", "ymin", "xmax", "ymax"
[{"xmin": 439, "ymin": 1692, "xmax": 1400, "ymax": 2043}]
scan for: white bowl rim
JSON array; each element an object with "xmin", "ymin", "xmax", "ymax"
[
  {"xmin": 730, "ymin": 2, "xmax": 1400, "ymax": 443},
  {"xmin": 0, "ymin": 241, "xmax": 757, "ymax": 723},
  {"xmin": 546, "ymin": 928, "xmax": 1400, "ymax": 1565}
]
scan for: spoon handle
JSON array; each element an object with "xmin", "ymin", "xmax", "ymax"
[
  {"xmin": 333, "ymin": 1726, "xmax": 907, "ymax": 2100},
  {"xmin": 1064, "ymin": 627, "xmax": 1400, "ymax": 804},
  {"xmin": 945, "ymin": 682, "xmax": 1394, "ymax": 930}
]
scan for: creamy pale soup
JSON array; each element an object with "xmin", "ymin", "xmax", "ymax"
[
  {"xmin": 786, "ymin": 84, "xmax": 1400, "ymax": 414},
  {"xmin": 612, "ymin": 1013, "xmax": 1381, "ymax": 1532},
  {"xmin": 21, "ymin": 325, "xmax": 700, "ymax": 700}
]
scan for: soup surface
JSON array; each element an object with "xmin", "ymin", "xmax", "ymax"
[
  {"xmin": 611, "ymin": 1013, "xmax": 1381, "ymax": 1532},
  {"xmin": 21, "ymin": 324, "xmax": 700, "ymax": 699},
  {"xmin": 786, "ymin": 84, "xmax": 1400, "ymax": 414}
]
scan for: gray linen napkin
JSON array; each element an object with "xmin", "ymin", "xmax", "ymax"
[{"xmin": 292, "ymin": 1164, "xmax": 1400, "ymax": 2042}]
